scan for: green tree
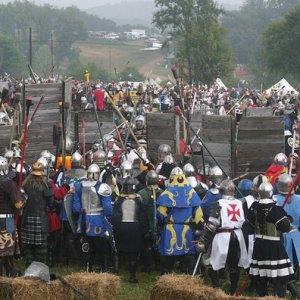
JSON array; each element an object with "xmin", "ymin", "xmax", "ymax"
[
  {"xmin": 262, "ymin": 5, "xmax": 300, "ymax": 81},
  {"xmin": 0, "ymin": 33, "xmax": 25, "ymax": 76},
  {"xmin": 65, "ymin": 61, "xmax": 111, "ymax": 82},
  {"xmin": 33, "ymin": 45, "xmax": 52, "ymax": 77},
  {"xmin": 153, "ymin": 0, "xmax": 231, "ymax": 85},
  {"xmin": 119, "ymin": 66, "xmax": 145, "ymax": 82}
]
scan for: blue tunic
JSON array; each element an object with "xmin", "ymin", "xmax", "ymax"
[
  {"xmin": 200, "ymin": 189, "xmax": 221, "ymax": 221},
  {"xmin": 274, "ymin": 193, "xmax": 300, "ymax": 267},
  {"xmin": 157, "ymin": 175, "xmax": 202, "ymax": 256},
  {"xmin": 73, "ymin": 180, "xmax": 112, "ymax": 237}
]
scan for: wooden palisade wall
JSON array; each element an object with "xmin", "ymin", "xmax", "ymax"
[{"xmin": 236, "ymin": 116, "xmax": 284, "ymax": 178}]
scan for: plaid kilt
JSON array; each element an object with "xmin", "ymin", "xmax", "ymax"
[{"xmin": 21, "ymin": 216, "xmax": 47, "ymax": 245}]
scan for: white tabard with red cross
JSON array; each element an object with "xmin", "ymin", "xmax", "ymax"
[
  {"xmin": 219, "ymin": 198, "xmax": 245, "ymax": 228},
  {"xmin": 210, "ymin": 198, "xmax": 249, "ymax": 271}
]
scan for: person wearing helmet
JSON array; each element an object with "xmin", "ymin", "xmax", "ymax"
[
  {"xmin": 157, "ymin": 154, "xmax": 177, "ymax": 189},
  {"xmin": 157, "ymin": 144, "xmax": 172, "ymax": 164},
  {"xmin": 157, "ymin": 167, "xmax": 203, "ymax": 274},
  {"xmin": 200, "ymin": 166, "xmax": 224, "ymax": 221},
  {"xmin": 94, "ymin": 83, "xmax": 106, "ymax": 111},
  {"xmin": 246, "ymin": 182, "xmax": 295, "ymax": 298},
  {"xmin": 183, "ymin": 163, "xmax": 208, "ymax": 199},
  {"xmin": 274, "ymin": 174, "xmax": 300, "ymax": 272},
  {"xmin": 21, "ymin": 162, "xmax": 54, "ymax": 267},
  {"xmin": 265, "ymin": 152, "xmax": 288, "ymax": 185},
  {"xmin": 72, "ymin": 163, "xmax": 113, "ymax": 272},
  {"xmin": 134, "ymin": 115, "xmax": 146, "ymax": 140},
  {"xmin": 54, "ymin": 150, "xmax": 86, "ymax": 266},
  {"xmin": 0, "ymin": 156, "xmax": 26, "ymax": 276},
  {"xmin": 196, "ymin": 179, "xmax": 248, "ymax": 295},
  {"xmin": 138, "ymin": 170, "xmax": 162, "ymax": 272},
  {"xmin": 239, "ymin": 175, "xmax": 269, "ymax": 269},
  {"xmin": 56, "ymin": 136, "xmax": 73, "ymax": 171},
  {"xmin": 112, "ymin": 176, "xmax": 148, "ymax": 283}
]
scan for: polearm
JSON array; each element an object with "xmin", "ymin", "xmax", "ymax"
[
  {"xmin": 90, "ymin": 90, "xmax": 105, "ymax": 151},
  {"xmin": 105, "ymin": 90, "xmax": 141, "ymax": 147},
  {"xmin": 18, "ymin": 98, "xmax": 33, "ymax": 187},
  {"xmin": 174, "ymin": 105, "xmax": 228, "ymax": 177},
  {"xmin": 236, "ymin": 170, "xmax": 300, "ymax": 297},
  {"xmin": 82, "ymin": 119, "xmax": 86, "ymax": 168},
  {"xmin": 174, "ymin": 106, "xmax": 243, "ymax": 195}
]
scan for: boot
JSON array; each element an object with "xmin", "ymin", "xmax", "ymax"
[
  {"xmin": 208, "ymin": 267, "xmax": 220, "ymax": 288},
  {"xmin": 229, "ymin": 268, "xmax": 240, "ymax": 295},
  {"xmin": 287, "ymin": 281, "xmax": 300, "ymax": 300},
  {"xmin": 129, "ymin": 259, "xmax": 138, "ymax": 284}
]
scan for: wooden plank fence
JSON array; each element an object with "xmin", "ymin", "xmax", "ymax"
[
  {"xmin": 70, "ymin": 111, "xmax": 114, "ymax": 146},
  {"xmin": 190, "ymin": 111, "xmax": 235, "ymax": 177},
  {"xmin": 23, "ymin": 81, "xmax": 71, "ymax": 164},
  {"xmin": 147, "ymin": 112, "xmax": 180, "ymax": 164},
  {"xmin": 236, "ymin": 116, "xmax": 284, "ymax": 178}
]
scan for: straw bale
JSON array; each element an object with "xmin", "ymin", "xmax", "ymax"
[
  {"xmin": 150, "ymin": 274, "xmax": 279, "ymax": 300},
  {"xmin": 0, "ymin": 272, "xmax": 120, "ymax": 300}
]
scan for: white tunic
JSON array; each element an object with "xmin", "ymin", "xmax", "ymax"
[{"xmin": 210, "ymin": 198, "xmax": 249, "ymax": 270}]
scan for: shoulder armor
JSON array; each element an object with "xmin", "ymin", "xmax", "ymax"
[
  {"xmin": 210, "ymin": 188, "xmax": 219, "ymax": 195},
  {"xmin": 98, "ymin": 183, "xmax": 112, "ymax": 197}
]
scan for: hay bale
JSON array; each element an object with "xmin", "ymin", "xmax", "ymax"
[
  {"xmin": 150, "ymin": 274, "xmax": 279, "ymax": 300},
  {"xmin": 0, "ymin": 272, "xmax": 120, "ymax": 300}
]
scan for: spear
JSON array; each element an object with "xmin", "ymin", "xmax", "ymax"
[{"xmin": 18, "ymin": 98, "xmax": 33, "ymax": 187}]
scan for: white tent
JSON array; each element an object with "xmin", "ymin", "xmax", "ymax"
[
  {"xmin": 265, "ymin": 78, "xmax": 298, "ymax": 95},
  {"xmin": 215, "ymin": 78, "xmax": 227, "ymax": 90}
]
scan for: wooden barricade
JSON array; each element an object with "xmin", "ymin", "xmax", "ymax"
[
  {"xmin": 190, "ymin": 112, "xmax": 235, "ymax": 177},
  {"xmin": 22, "ymin": 81, "xmax": 71, "ymax": 164},
  {"xmin": 245, "ymin": 107, "xmax": 274, "ymax": 117},
  {"xmin": 236, "ymin": 116, "xmax": 284, "ymax": 178},
  {"xmin": 146, "ymin": 112, "xmax": 180, "ymax": 164},
  {"xmin": 70, "ymin": 111, "xmax": 114, "ymax": 146}
]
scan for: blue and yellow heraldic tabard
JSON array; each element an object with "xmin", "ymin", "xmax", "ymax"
[{"xmin": 156, "ymin": 174, "xmax": 203, "ymax": 256}]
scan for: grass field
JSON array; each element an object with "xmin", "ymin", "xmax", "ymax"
[{"xmin": 73, "ymin": 39, "xmax": 170, "ymax": 81}]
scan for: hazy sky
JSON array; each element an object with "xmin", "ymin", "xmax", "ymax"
[{"xmin": 0, "ymin": 0, "xmax": 243, "ymax": 10}]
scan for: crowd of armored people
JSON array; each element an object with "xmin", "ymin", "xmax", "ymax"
[{"xmin": 0, "ymin": 130, "xmax": 300, "ymax": 299}]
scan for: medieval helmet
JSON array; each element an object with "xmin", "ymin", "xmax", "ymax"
[
  {"xmin": 40, "ymin": 150, "xmax": 52, "ymax": 161},
  {"xmin": 37, "ymin": 157, "xmax": 49, "ymax": 168},
  {"xmin": 158, "ymin": 144, "xmax": 172, "ymax": 162},
  {"xmin": 219, "ymin": 179, "xmax": 235, "ymax": 200},
  {"xmin": 273, "ymin": 152, "xmax": 288, "ymax": 166},
  {"xmin": 209, "ymin": 166, "xmax": 223, "ymax": 186},
  {"xmin": 252, "ymin": 174, "xmax": 269, "ymax": 192},
  {"xmin": 170, "ymin": 167, "xmax": 184, "ymax": 176},
  {"xmin": 237, "ymin": 179, "xmax": 253, "ymax": 197},
  {"xmin": 0, "ymin": 156, "xmax": 8, "ymax": 175},
  {"xmin": 183, "ymin": 163, "xmax": 195, "ymax": 177},
  {"xmin": 122, "ymin": 176, "xmax": 136, "ymax": 194},
  {"xmin": 92, "ymin": 142, "xmax": 101, "ymax": 152},
  {"xmin": 4, "ymin": 150, "xmax": 14, "ymax": 160},
  {"xmin": 278, "ymin": 173, "xmax": 293, "ymax": 195},
  {"xmin": 24, "ymin": 262, "xmax": 50, "ymax": 283},
  {"xmin": 87, "ymin": 164, "xmax": 100, "ymax": 180},
  {"xmin": 135, "ymin": 115, "xmax": 145, "ymax": 129},
  {"xmin": 120, "ymin": 160, "xmax": 133, "ymax": 178},
  {"xmin": 198, "ymin": 162, "xmax": 211, "ymax": 176},
  {"xmin": 146, "ymin": 170, "xmax": 158, "ymax": 186},
  {"xmin": 258, "ymin": 182, "xmax": 273, "ymax": 199},
  {"xmin": 93, "ymin": 149, "xmax": 107, "ymax": 170},
  {"xmin": 71, "ymin": 151, "xmax": 82, "ymax": 168},
  {"xmin": 163, "ymin": 154, "xmax": 176, "ymax": 165}
]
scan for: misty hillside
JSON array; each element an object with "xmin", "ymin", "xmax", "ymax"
[{"xmin": 86, "ymin": 0, "xmax": 242, "ymax": 27}]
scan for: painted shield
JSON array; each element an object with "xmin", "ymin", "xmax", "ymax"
[{"xmin": 64, "ymin": 193, "xmax": 76, "ymax": 233}]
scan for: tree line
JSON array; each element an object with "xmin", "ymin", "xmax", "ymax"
[{"xmin": 1, "ymin": 0, "xmax": 300, "ymax": 86}]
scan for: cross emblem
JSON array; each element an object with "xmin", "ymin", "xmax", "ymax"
[{"xmin": 227, "ymin": 204, "xmax": 240, "ymax": 222}]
